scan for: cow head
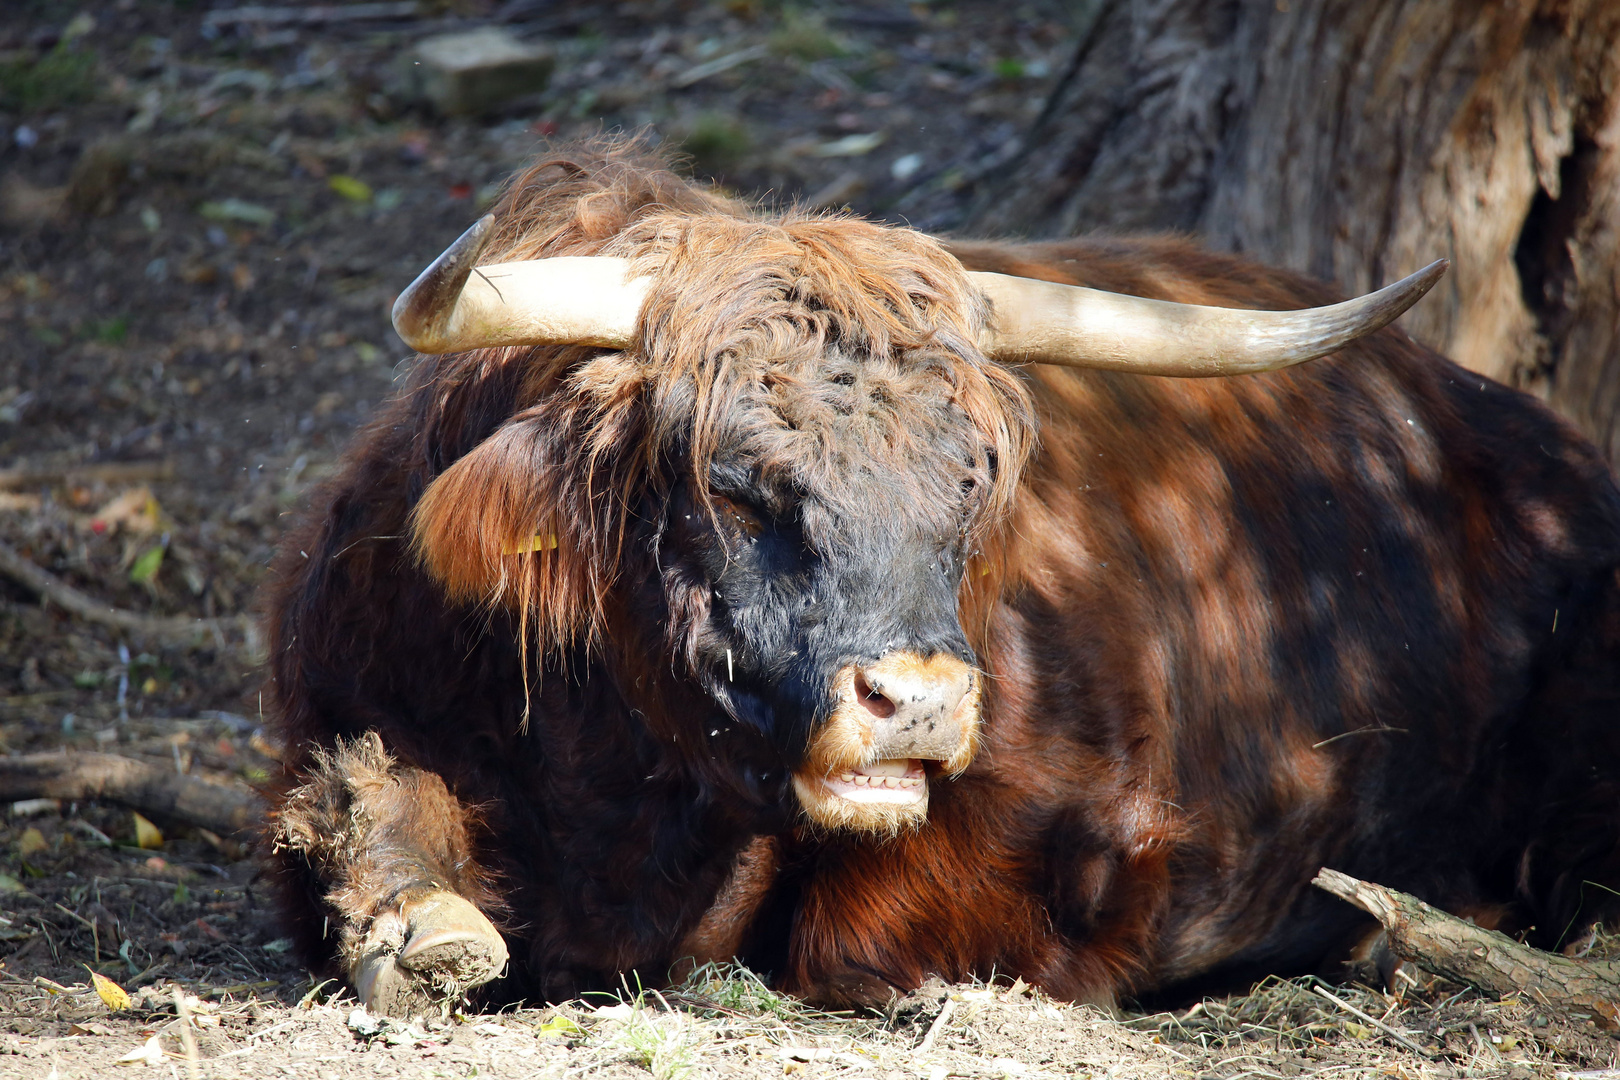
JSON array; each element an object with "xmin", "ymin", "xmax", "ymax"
[{"xmin": 400, "ymin": 155, "xmax": 1443, "ymax": 835}]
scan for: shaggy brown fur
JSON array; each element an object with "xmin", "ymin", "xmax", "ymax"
[{"xmin": 266, "ymin": 136, "xmax": 1620, "ymax": 1011}]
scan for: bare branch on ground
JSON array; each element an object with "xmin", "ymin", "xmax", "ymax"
[
  {"xmin": 0, "ymin": 538, "xmax": 256, "ymax": 650},
  {"xmin": 201, "ymin": 3, "xmax": 420, "ymax": 28},
  {"xmin": 0, "ymin": 460, "xmax": 174, "ymax": 489},
  {"xmin": 1313, "ymin": 868, "xmax": 1620, "ymax": 1027},
  {"xmin": 0, "ymin": 751, "xmax": 264, "ymax": 835}
]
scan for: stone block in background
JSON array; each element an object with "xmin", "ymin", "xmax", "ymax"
[{"xmin": 407, "ymin": 28, "xmax": 553, "ymax": 116}]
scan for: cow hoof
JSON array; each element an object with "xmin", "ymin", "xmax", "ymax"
[
  {"xmin": 397, "ymin": 892, "xmax": 508, "ymax": 983},
  {"xmin": 351, "ymin": 892, "xmax": 507, "ymax": 1018}
]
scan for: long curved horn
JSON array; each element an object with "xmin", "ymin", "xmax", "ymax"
[
  {"xmin": 391, "ymin": 215, "xmax": 649, "ymax": 355},
  {"xmin": 398, "ymin": 217, "xmax": 1447, "ymax": 373},
  {"xmin": 969, "ymin": 260, "xmax": 1448, "ymax": 376}
]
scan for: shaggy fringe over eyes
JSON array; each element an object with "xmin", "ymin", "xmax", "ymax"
[{"xmin": 409, "ymin": 135, "xmax": 1035, "ymax": 654}]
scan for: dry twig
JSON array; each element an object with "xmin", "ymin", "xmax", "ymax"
[
  {"xmin": 202, "ymin": 3, "xmax": 419, "ymax": 27},
  {"xmin": 1310, "ymin": 984, "xmax": 1433, "ymax": 1057},
  {"xmin": 0, "ymin": 460, "xmax": 174, "ymax": 490},
  {"xmin": 174, "ymin": 987, "xmax": 202, "ymax": 1080},
  {"xmin": 917, "ymin": 998, "xmax": 956, "ymax": 1053},
  {"xmin": 0, "ymin": 538, "xmax": 254, "ymax": 647}
]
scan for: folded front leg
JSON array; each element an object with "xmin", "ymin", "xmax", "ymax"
[{"xmin": 272, "ymin": 732, "xmax": 508, "ymax": 1016}]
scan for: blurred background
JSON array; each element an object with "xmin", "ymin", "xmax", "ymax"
[{"xmin": 0, "ymin": 0, "xmax": 1614, "ymax": 833}]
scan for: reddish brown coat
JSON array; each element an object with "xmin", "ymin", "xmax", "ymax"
[{"xmin": 265, "ymin": 141, "xmax": 1620, "ymax": 1008}]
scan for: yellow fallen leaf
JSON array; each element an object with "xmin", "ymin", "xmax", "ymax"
[
  {"xmin": 1343, "ymin": 1021, "xmax": 1376, "ymax": 1040},
  {"xmin": 538, "ymin": 1015, "xmax": 583, "ymax": 1037},
  {"xmin": 328, "ymin": 174, "xmax": 373, "ymax": 202},
  {"xmin": 132, "ymin": 812, "xmax": 163, "ymax": 850},
  {"xmin": 89, "ymin": 969, "xmax": 132, "ymax": 1011},
  {"xmin": 17, "ymin": 827, "xmax": 47, "ymax": 857},
  {"xmin": 116, "ymin": 1034, "xmax": 165, "ymax": 1065}
]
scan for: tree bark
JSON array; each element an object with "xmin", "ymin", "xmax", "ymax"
[
  {"xmin": 1313, "ymin": 868, "xmax": 1620, "ymax": 1028},
  {"xmin": 0, "ymin": 752, "xmax": 264, "ymax": 836},
  {"xmin": 968, "ymin": 0, "xmax": 1620, "ymax": 466}
]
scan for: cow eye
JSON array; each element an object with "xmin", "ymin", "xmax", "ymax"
[{"xmin": 711, "ymin": 495, "xmax": 765, "ymax": 538}]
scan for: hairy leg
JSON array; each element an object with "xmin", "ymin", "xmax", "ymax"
[{"xmin": 272, "ymin": 732, "xmax": 508, "ymax": 1016}]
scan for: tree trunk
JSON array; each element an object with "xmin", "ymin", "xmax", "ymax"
[{"xmin": 968, "ymin": 0, "xmax": 1620, "ymax": 466}]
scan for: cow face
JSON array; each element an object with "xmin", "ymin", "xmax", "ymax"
[
  {"xmin": 655, "ymin": 347, "xmax": 1003, "ymax": 832},
  {"xmin": 409, "ymin": 214, "xmax": 1034, "ymax": 834}
]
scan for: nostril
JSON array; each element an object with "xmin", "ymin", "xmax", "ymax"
[{"xmin": 853, "ymin": 671, "xmax": 897, "ymax": 720}]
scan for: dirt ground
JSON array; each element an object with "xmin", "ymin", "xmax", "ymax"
[{"xmin": 2, "ymin": 1, "xmax": 1619, "ymax": 1077}]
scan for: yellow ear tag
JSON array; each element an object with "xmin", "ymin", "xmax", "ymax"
[{"xmin": 502, "ymin": 533, "xmax": 560, "ymax": 555}]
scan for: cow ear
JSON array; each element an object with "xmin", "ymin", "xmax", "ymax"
[{"xmin": 410, "ymin": 414, "xmax": 602, "ymax": 646}]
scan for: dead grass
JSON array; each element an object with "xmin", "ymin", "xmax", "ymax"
[{"xmin": 8, "ymin": 919, "xmax": 1619, "ymax": 1080}]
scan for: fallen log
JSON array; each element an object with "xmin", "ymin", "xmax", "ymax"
[
  {"xmin": 1313, "ymin": 868, "xmax": 1620, "ymax": 1028},
  {"xmin": 0, "ymin": 752, "xmax": 265, "ymax": 837}
]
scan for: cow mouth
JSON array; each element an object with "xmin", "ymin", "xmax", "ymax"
[
  {"xmin": 790, "ymin": 757, "xmax": 936, "ymax": 834},
  {"xmin": 815, "ymin": 758, "xmax": 927, "ymax": 804}
]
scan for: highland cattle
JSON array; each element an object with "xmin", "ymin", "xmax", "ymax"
[{"xmin": 266, "ymin": 140, "xmax": 1620, "ymax": 1015}]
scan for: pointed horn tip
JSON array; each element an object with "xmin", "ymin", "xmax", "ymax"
[
  {"xmin": 1371, "ymin": 257, "xmax": 1449, "ymax": 324},
  {"xmin": 1414, "ymin": 257, "xmax": 1449, "ymax": 287},
  {"xmin": 458, "ymin": 214, "xmax": 499, "ymax": 258},
  {"xmin": 1398, "ymin": 257, "xmax": 1449, "ymax": 299},
  {"xmin": 391, "ymin": 215, "xmax": 501, "ymax": 350}
]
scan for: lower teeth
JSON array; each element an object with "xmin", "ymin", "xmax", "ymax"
[{"xmin": 834, "ymin": 775, "xmax": 919, "ymax": 788}]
